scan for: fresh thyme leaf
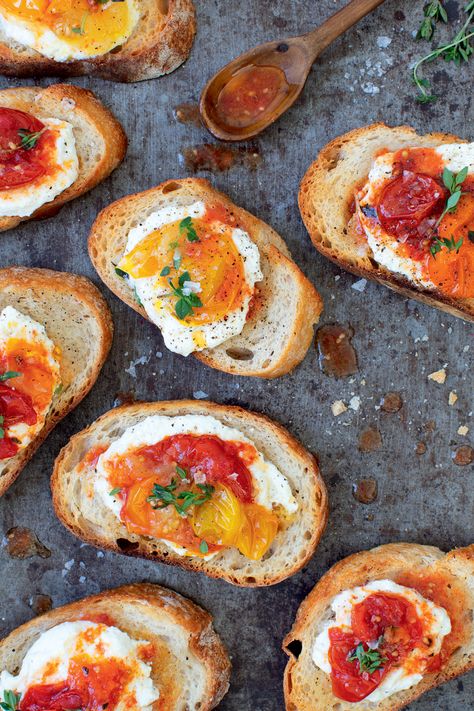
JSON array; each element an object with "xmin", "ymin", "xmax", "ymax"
[
  {"xmin": 160, "ymin": 266, "xmax": 171, "ymax": 277},
  {"xmin": 109, "ymin": 487, "xmax": 122, "ymax": 496},
  {"xmin": 199, "ymin": 540, "xmax": 209, "ymax": 554},
  {"xmin": 18, "ymin": 129, "xmax": 44, "ymax": 151},
  {"xmin": 0, "ymin": 371, "xmax": 20, "ymax": 382},
  {"xmin": 347, "ymin": 643, "xmax": 387, "ymax": 674},
  {"xmin": 468, "ymin": 229, "xmax": 474, "ymax": 243},
  {"xmin": 1, "ymin": 691, "xmax": 21, "ymax": 711},
  {"xmin": 72, "ymin": 12, "xmax": 88, "ymax": 35},
  {"xmin": 168, "ymin": 276, "xmax": 203, "ymax": 320},
  {"xmin": 413, "ymin": 2, "xmax": 474, "ymax": 102},
  {"xmin": 114, "ymin": 264, "xmax": 128, "ymax": 279},
  {"xmin": 0, "ymin": 414, "xmax": 4, "ymax": 439},
  {"xmin": 428, "ymin": 165, "xmax": 469, "ymax": 248},
  {"xmin": 147, "ymin": 479, "xmax": 214, "ymax": 516},
  {"xmin": 132, "ymin": 285, "xmax": 143, "ymax": 307},
  {"xmin": 179, "ymin": 216, "xmax": 199, "ymax": 242},
  {"xmin": 176, "ymin": 465, "xmax": 188, "ymax": 479},
  {"xmin": 417, "ymin": 2, "xmax": 448, "ymax": 41}
]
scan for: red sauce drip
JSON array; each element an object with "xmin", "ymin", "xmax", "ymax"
[
  {"xmin": 0, "ymin": 108, "xmax": 53, "ymax": 190},
  {"xmin": 216, "ymin": 64, "xmax": 289, "ymax": 129},
  {"xmin": 0, "ymin": 382, "xmax": 37, "ymax": 459},
  {"xmin": 329, "ymin": 593, "xmax": 424, "ymax": 703}
]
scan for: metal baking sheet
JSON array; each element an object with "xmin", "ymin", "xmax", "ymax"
[{"xmin": 0, "ymin": 1, "xmax": 472, "ymax": 709}]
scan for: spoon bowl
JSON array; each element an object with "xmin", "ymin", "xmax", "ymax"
[{"xmin": 200, "ymin": 0, "xmax": 386, "ymax": 141}]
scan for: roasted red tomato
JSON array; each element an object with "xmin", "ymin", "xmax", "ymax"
[
  {"xmin": 0, "ymin": 107, "xmax": 47, "ymax": 190},
  {"xmin": 377, "ymin": 172, "xmax": 446, "ymax": 237},
  {"xmin": 0, "ymin": 382, "xmax": 37, "ymax": 459},
  {"xmin": 328, "ymin": 593, "xmax": 424, "ymax": 703},
  {"xmin": 20, "ymin": 683, "xmax": 85, "ymax": 711}
]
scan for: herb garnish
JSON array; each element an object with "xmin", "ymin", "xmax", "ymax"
[
  {"xmin": 413, "ymin": 1, "xmax": 474, "ymax": 103},
  {"xmin": 1, "ymin": 691, "xmax": 21, "ymax": 711},
  {"xmin": 114, "ymin": 264, "xmax": 128, "ymax": 279},
  {"xmin": 347, "ymin": 642, "xmax": 387, "ymax": 674},
  {"xmin": 168, "ymin": 271, "xmax": 203, "ymax": 320},
  {"xmin": 0, "ymin": 371, "xmax": 20, "ymax": 382},
  {"xmin": 109, "ymin": 487, "xmax": 122, "ymax": 496},
  {"xmin": 147, "ymin": 471, "xmax": 214, "ymax": 517},
  {"xmin": 417, "ymin": 1, "xmax": 448, "ymax": 41},
  {"xmin": 18, "ymin": 129, "xmax": 44, "ymax": 151},
  {"xmin": 179, "ymin": 216, "xmax": 199, "ymax": 243},
  {"xmin": 72, "ymin": 13, "xmax": 88, "ymax": 35},
  {"xmin": 0, "ymin": 415, "xmax": 5, "ymax": 439},
  {"xmin": 430, "ymin": 235, "xmax": 463, "ymax": 257},
  {"xmin": 199, "ymin": 540, "xmax": 209, "ymax": 554},
  {"xmin": 428, "ymin": 166, "xmax": 468, "ymax": 255}
]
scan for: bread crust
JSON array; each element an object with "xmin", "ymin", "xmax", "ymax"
[
  {"xmin": 0, "ymin": 583, "xmax": 231, "ymax": 711},
  {"xmin": 299, "ymin": 123, "xmax": 474, "ymax": 322},
  {"xmin": 0, "ymin": 83, "xmax": 127, "ymax": 232},
  {"xmin": 0, "ymin": 1, "xmax": 196, "ymax": 82},
  {"xmin": 51, "ymin": 400, "xmax": 329, "ymax": 587},
  {"xmin": 88, "ymin": 177, "xmax": 323, "ymax": 378},
  {"xmin": 283, "ymin": 542, "xmax": 474, "ymax": 710},
  {"xmin": 0, "ymin": 267, "xmax": 113, "ymax": 496}
]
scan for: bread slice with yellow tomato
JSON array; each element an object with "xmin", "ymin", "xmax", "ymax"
[
  {"xmin": 88, "ymin": 178, "xmax": 323, "ymax": 379},
  {"xmin": 0, "ymin": 1, "xmax": 196, "ymax": 82},
  {"xmin": 51, "ymin": 400, "xmax": 329, "ymax": 586},
  {"xmin": 299, "ymin": 123, "xmax": 474, "ymax": 321}
]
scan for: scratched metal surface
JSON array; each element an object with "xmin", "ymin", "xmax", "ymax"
[{"xmin": 0, "ymin": 0, "xmax": 472, "ymax": 709}]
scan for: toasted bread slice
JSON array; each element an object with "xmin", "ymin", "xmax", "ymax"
[
  {"xmin": 88, "ymin": 178, "xmax": 323, "ymax": 378},
  {"xmin": 0, "ymin": 267, "xmax": 113, "ymax": 496},
  {"xmin": 299, "ymin": 123, "xmax": 473, "ymax": 322},
  {"xmin": 283, "ymin": 543, "xmax": 474, "ymax": 710},
  {"xmin": 0, "ymin": 1, "xmax": 196, "ymax": 82},
  {"xmin": 0, "ymin": 583, "xmax": 230, "ymax": 711},
  {"xmin": 0, "ymin": 84, "xmax": 127, "ymax": 232},
  {"xmin": 51, "ymin": 400, "xmax": 329, "ymax": 587}
]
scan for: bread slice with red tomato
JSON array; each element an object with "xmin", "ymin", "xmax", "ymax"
[
  {"xmin": 283, "ymin": 542, "xmax": 474, "ymax": 710},
  {"xmin": 0, "ymin": 267, "xmax": 113, "ymax": 496},
  {"xmin": 0, "ymin": 583, "xmax": 231, "ymax": 711},
  {"xmin": 51, "ymin": 400, "xmax": 329, "ymax": 587},
  {"xmin": 0, "ymin": 1, "xmax": 196, "ymax": 82},
  {"xmin": 299, "ymin": 123, "xmax": 474, "ymax": 322},
  {"xmin": 88, "ymin": 178, "xmax": 323, "ymax": 378},
  {"xmin": 0, "ymin": 83, "xmax": 127, "ymax": 232}
]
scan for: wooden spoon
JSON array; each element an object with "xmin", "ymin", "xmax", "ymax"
[{"xmin": 200, "ymin": 0, "xmax": 386, "ymax": 141}]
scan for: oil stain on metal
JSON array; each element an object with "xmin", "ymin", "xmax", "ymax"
[
  {"xmin": 315, "ymin": 324, "xmax": 358, "ymax": 378},
  {"xmin": 352, "ymin": 478, "xmax": 378, "ymax": 504},
  {"xmin": 180, "ymin": 144, "xmax": 262, "ymax": 173},
  {"xmin": 3, "ymin": 527, "xmax": 51, "ymax": 559}
]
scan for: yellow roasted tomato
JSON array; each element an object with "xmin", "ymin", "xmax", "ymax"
[
  {"xmin": 191, "ymin": 484, "xmax": 245, "ymax": 547},
  {"xmin": 238, "ymin": 503, "xmax": 279, "ymax": 560}
]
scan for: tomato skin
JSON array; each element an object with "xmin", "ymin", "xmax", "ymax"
[
  {"xmin": 378, "ymin": 172, "xmax": 446, "ymax": 238},
  {"xmin": 0, "ymin": 108, "xmax": 47, "ymax": 190},
  {"xmin": 329, "ymin": 628, "xmax": 386, "ymax": 703},
  {"xmin": 20, "ymin": 683, "xmax": 85, "ymax": 711},
  {"xmin": 0, "ymin": 382, "xmax": 37, "ymax": 460}
]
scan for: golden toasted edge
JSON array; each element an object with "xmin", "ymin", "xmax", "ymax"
[
  {"xmin": 0, "ymin": 267, "xmax": 113, "ymax": 496},
  {"xmin": 0, "ymin": 84, "xmax": 127, "ymax": 232},
  {"xmin": 299, "ymin": 122, "xmax": 474, "ymax": 322},
  {"xmin": 88, "ymin": 177, "xmax": 322, "ymax": 377},
  {"xmin": 0, "ymin": 583, "xmax": 231, "ymax": 711},
  {"xmin": 51, "ymin": 400, "xmax": 329, "ymax": 587},
  {"xmin": 282, "ymin": 542, "xmax": 474, "ymax": 711},
  {"xmin": 0, "ymin": 0, "xmax": 196, "ymax": 82}
]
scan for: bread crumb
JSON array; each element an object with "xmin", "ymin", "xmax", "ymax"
[
  {"xmin": 331, "ymin": 400, "xmax": 347, "ymax": 416},
  {"xmin": 428, "ymin": 368, "xmax": 446, "ymax": 384},
  {"xmin": 349, "ymin": 396, "xmax": 361, "ymax": 411},
  {"xmin": 457, "ymin": 425, "xmax": 469, "ymax": 436},
  {"xmin": 351, "ymin": 278, "xmax": 367, "ymax": 292},
  {"xmin": 448, "ymin": 391, "xmax": 458, "ymax": 406}
]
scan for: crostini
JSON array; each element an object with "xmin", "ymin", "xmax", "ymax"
[
  {"xmin": 299, "ymin": 123, "xmax": 474, "ymax": 322},
  {"xmin": 0, "ymin": 267, "xmax": 113, "ymax": 496},
  {"xmin": 0, "ymin": 84, "xmax": 127, "ymax": 232},
  {"xmin": 51, "ymin": 400, "xmax": 328, "ymax": 586},
  {"xmin": 0, "ymin": 583, "xmax": 230, "ymax": 711},
  {"xmin": 283, "ymin": 542, "xmax": 474, "ymax": 710},
  {"xmin": 0, "ymin": 1, "xmax": 196, "ymax": 82},
  {"xmin": 88, "ymin": 178, "xmax": 323, "ymax": 378}
]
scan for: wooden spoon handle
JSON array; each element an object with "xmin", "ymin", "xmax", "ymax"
[{"xmin": 303, "ymin": 0, "xmax": 386, "ymax": 57}]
